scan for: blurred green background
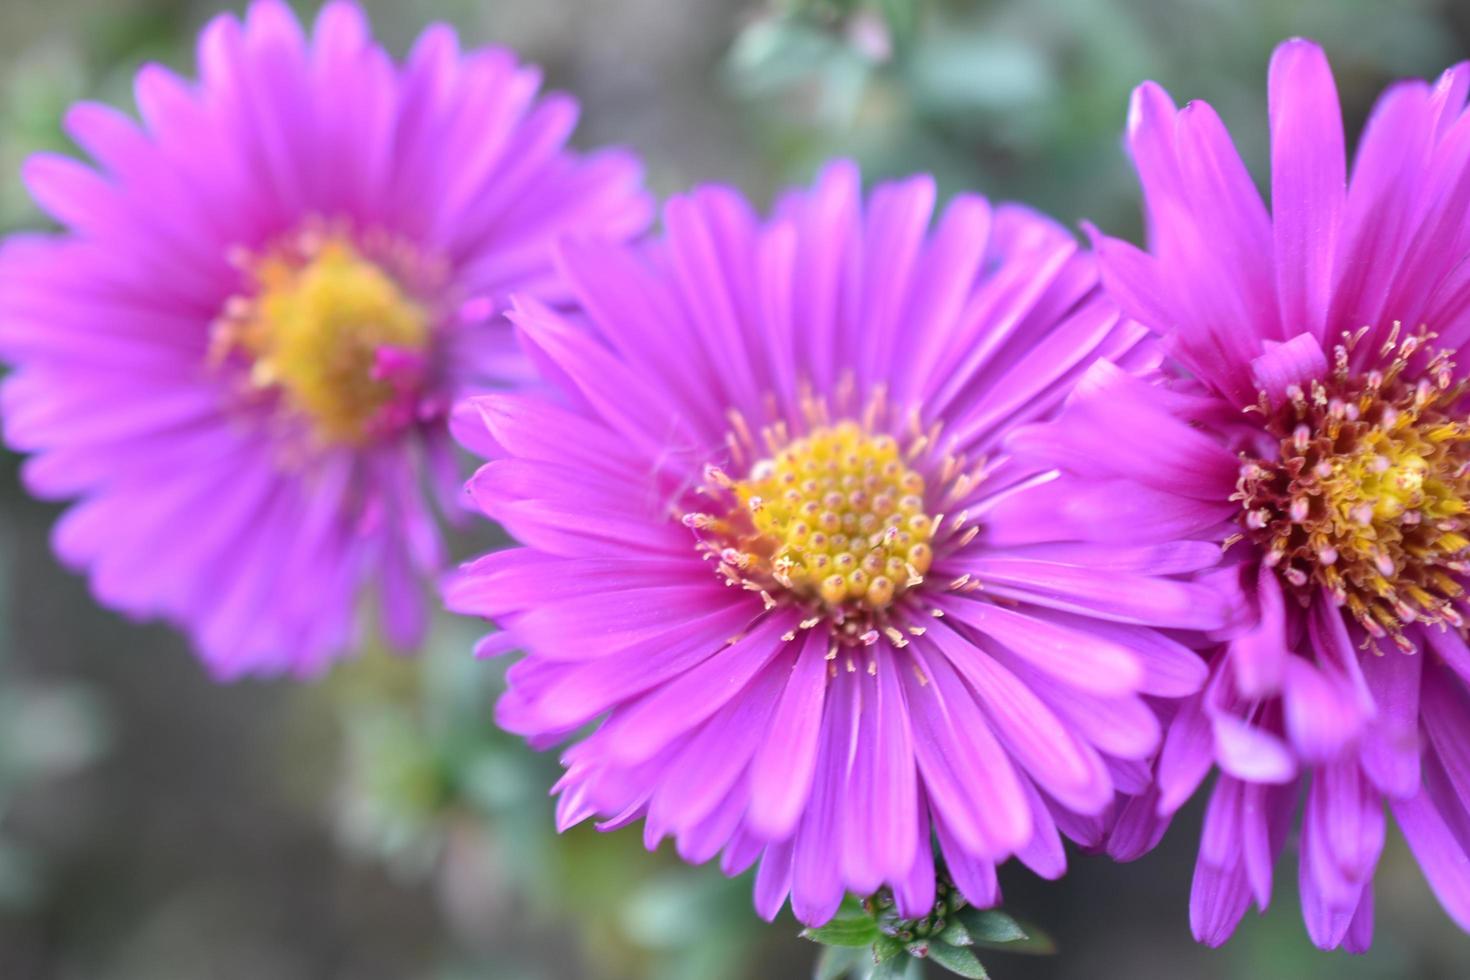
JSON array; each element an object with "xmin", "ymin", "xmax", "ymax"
[{"xmin": 2, "ymin": 0, "xmax": 1470, "ymax": 977}]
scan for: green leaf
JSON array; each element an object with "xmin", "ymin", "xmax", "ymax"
[
  {"xmin": 878, "ymin": 0, "xmax": 920, "ymax": 48},
  {"xmin": 937, "ymin": 918, "xmax": 973, "ymax": 947},
  {"xmin": 955, "ymin": 908, "xmax": 1056, "ymax": 955},
  {"xmin": 903, "ymin": 34, "xmax": 1053, "ymax": 116},
  {"xmin": 815, "ymin": 944, "xmax": 870, "ymax": 980},
  {"xmin": 872, "ymin": 934, "xmax": 907, "ymax": 963},
  {"xmin": 924, "ymin": 942, "xmax": 990, "ymax": 979},
  {"xmin": 802, "ymin": 916, "xmax": 881, "ymax": 947},
  {"xmin": 955, "ymin": 908, "xmax": 1024, "ymax": 944},
  {"xmin": 870, "ymin": 954, "xmax": 921, "ymax": 980}
]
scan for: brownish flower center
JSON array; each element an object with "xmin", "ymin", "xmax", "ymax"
[{"xmin": 1235, "ymin": 327, "xmax": 1470, "ymax": 650}]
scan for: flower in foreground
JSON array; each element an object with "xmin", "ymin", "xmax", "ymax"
[
  {"xmin": 447, "ymin": 162, "xmax": 1229, "ymax": 924},
  {"xmin": 0, "ymin": 0, "xmax": 650, "ymax": 677},
  {"xmin": 1064, "ymin": 38, "xmax": 1470, "ymax": 949}
]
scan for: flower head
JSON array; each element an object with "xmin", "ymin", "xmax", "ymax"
[
  {"xmin": 448, "ymin": 162, "xmax": 1228, "ymax": 925},
  {"xmin": 1063, "ymin": 38, "xmax": 1470, "ymax": 950},
  {"xmin": 0, "ymin": 0, "xmax": 650, "ymax": 677}
]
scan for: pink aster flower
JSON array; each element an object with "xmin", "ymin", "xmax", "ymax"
[
  {"xmin": 446, "ymin": 162, "xmax": 1231, "ymax": 925},
  {"xmin": 0, "ymin": 0, "xmax": 650, "ymax": 677},
  {"xmin": 1045, "ymin": 39, "xmax": 1470, "ymax": 950}
]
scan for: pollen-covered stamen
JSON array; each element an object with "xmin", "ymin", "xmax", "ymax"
[
  {"xmin": 1236, "ymin": 325, "xmax": 1470, "ymax": 650},
  {"xmin": 685, "ymin": 389, "xmax": 981, "ymax": 648},
  {"xmin": 714, "ymin": 420, "xmax": 933, "ymax": 607},
  {"xmin": 212, "ymin": 226, "xmax": 443, "ymax": 445}
]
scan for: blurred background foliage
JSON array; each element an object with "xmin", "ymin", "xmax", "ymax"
[{"xmin": 1, "ymin": 0, "xmax": 1469, "ymax": 977}]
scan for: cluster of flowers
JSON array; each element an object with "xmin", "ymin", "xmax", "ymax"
[{"xmin": 4, "ymin": 0, "xmax": 1470, "ymax": 955}]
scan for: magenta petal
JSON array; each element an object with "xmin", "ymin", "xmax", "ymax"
[
  {"xmin": 602, "ymin": 611, "xmax": 798, "ymax": 765},
  {"xmin": 1268, "ymin": 39, "xmax": 1346, "ymax": 341},
  {"xmin": 715, "ymin": 824, "xmax": 764, "ymax": 876},
  {"xmin": 1318, "ymin": 760, "xmax": 1385, "ymax": 892},
  {"xmin": 1006, "ymin": 360, "xmax": 1240, "ymax": 501},
  {"xmin": 1212, "ymin": 713, "xmax": 1298, "ymax": 785},
  {"xmin": 508, "ymin": 297, "xmax": 700, "ymax": 461},
  {"xmin": 837, "ymin": 681, "xmax": 884, "ymax": 895},
  {"xmin": 1157, "ymin": 691, "xmax": 1217, "ymax": 815},
  {"xmin": 746, "ymin": 631, "xmax": 829, "ymax": 840},
  {"xmin": 1392, "ymin": 780, "xmax": 1470, "ymax": 932},
  {"xmin": 752, "ymin": 838, "xmax": 795, "ymax": 922},
  {"xmin": 956, "ymin": 553, "xmax": 1228, "ymax": 630},
  {"xmin": 1328, "ymin": 79, "xmax": 1434, "ymax": 331},
  {"xmin": 379, "ymin": 545, "xmax": 428, "ymax": 649},
  {"xmin": 1026, "ymin": 677, "xmax": 1159, "ymax": 761},
  {"xmin": 1421, "ymin": 671, "xmax": 1470, "ymax": 809},
  {"xmin": 940, "ymin": 624, "xmax": 1113, "ymax": 814},
  {"xmin": 905, "ymin": 642, "xmax": 1031, "ymax": 857},
  {"xmin": 1229, "ymin": 563, "xmax": 1290, "ymax": 698},
  {"xmin": 1242, "ymin": 780, "xmax": 1297, "ymax": 910},
  {"xmin": 1190, "ymin": 839, "xmax": 1254, "ymax": 945},
  {"xmin": 1124, "ymin": 81, "xmax": 1185, "ymax": 230},
  {"xmin": 981, "ymin": 474, "xmax": 1234, "ymax": 548},
  {"xmin": 1344, "ymin": 884, "xmax": 1375, "ymax": 954},
  {"xmin": 935, "ymin": 815, "xmax": 1000, "ymax": 908},
  {"xmin": 893, "ymin": 195, "xmax": 993, "ymax": 406},
  {"xmin": 522, "ymin": 601, "xmax": 754, "ymax": 729},
  {"xmin": 856, "ymin": 645, "xmax": 920, "ymax": 883},
  {"xmin": 1282, "ymin": 656, "xmax": 1367, "ymax": 764},
  {"xmin": 1091, "ymin": 231, "xmax": 1175, "ymax": 331},
  {"xmin": 1249, "ymin": 333, "xmax": 1329, "ymax": 407},
  {"xmin": 505, "ymin": 579, "xmax": 732, "ymax": 652},
  {"xmin": 937, "ymin": 596, "xmax": 1141, "ymax": 697},
  {"xmin": 1014, "ymin": 777, "xmax": 1068, "ymax": 878},
  {"xmin": 1427, "ymin": 627, "xmax": 1470, "ymax": 687},
  {"xmin": 1106, "ymin": 785, "xmax": 1171, "ymax": 863},
  {"xmin": 1357, "ymin": 638, "xmax": 1423, "ymax": 798},
  {"xmin": 1126, "ymin": 628, "xmax": 1210, "ymax": 698},
  {"xmin": 790, "ymin": 670, "xmax": 851, "ymax": 926},
  {"xmin": 1198, "ymin": 773, "xmax": 1243, "ymax": 869},
  {"xmin": 890, "ymin": 805, "xmax": 936, "ymax": 919},
  {"xmin": 1174, "ymin": 98, "xmax": 1276, "ymax": 319},
  {"xmin": 645, "ymin": 664, "xmax": 783, "ymax": 836},
  {"xmin": 1299, "ymin": 792, "xmax": 1368, "ymax": 950}
]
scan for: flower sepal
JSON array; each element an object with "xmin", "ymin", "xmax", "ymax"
[{"xmin": 804, "ymin": 883, "xmax": 1054, "ymax": 978}]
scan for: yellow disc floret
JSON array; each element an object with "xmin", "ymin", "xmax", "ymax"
[
  {"xmin": 217, "ymin": 234, "xmax": 430, "ymax": 445},
  {"xmin": 694, "ymin": 420, "xmax": 936, "ymax": 616}
]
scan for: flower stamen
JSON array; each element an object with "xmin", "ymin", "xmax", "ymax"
[
  {"xmin": 1236, "ymin": 325, "xmax": 1470, "ymax": 650},
  {"xmin": 684, "ymin": 387, "xmax": 983, "ymax": 646}
]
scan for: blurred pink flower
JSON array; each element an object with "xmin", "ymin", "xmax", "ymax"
[{"xmin": 0, "ymin": 0, "xmax": 651, "ymax": 677}]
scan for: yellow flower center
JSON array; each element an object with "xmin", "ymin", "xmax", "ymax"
[
  {"xmin": 1236, "ymin": 327, "xmax": 1470, "ymax": 650},
  {"xmin": 216, "ymin": 233, "xmax": 431, "ymax": 445},
  {"xmin": 691, "ymin": 420, "xmax": 936, "ymax": 616}
]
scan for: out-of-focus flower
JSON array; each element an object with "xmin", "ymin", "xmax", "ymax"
[
  {"xmin": 0, "ymin": 0, "xmax": 651, "ymax": 677},
  {"xmin": 447, "ymin": 161, "xmax": 1228, "ymax": 925},
  {"xmin": 1063, "ymin": 37, "xmax": 1470, "ymax": 950}
]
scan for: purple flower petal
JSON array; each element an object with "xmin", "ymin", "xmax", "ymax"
[{"xmin": 1268, "ymin": 39, "xmax": 1346, "ymax": 341}]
